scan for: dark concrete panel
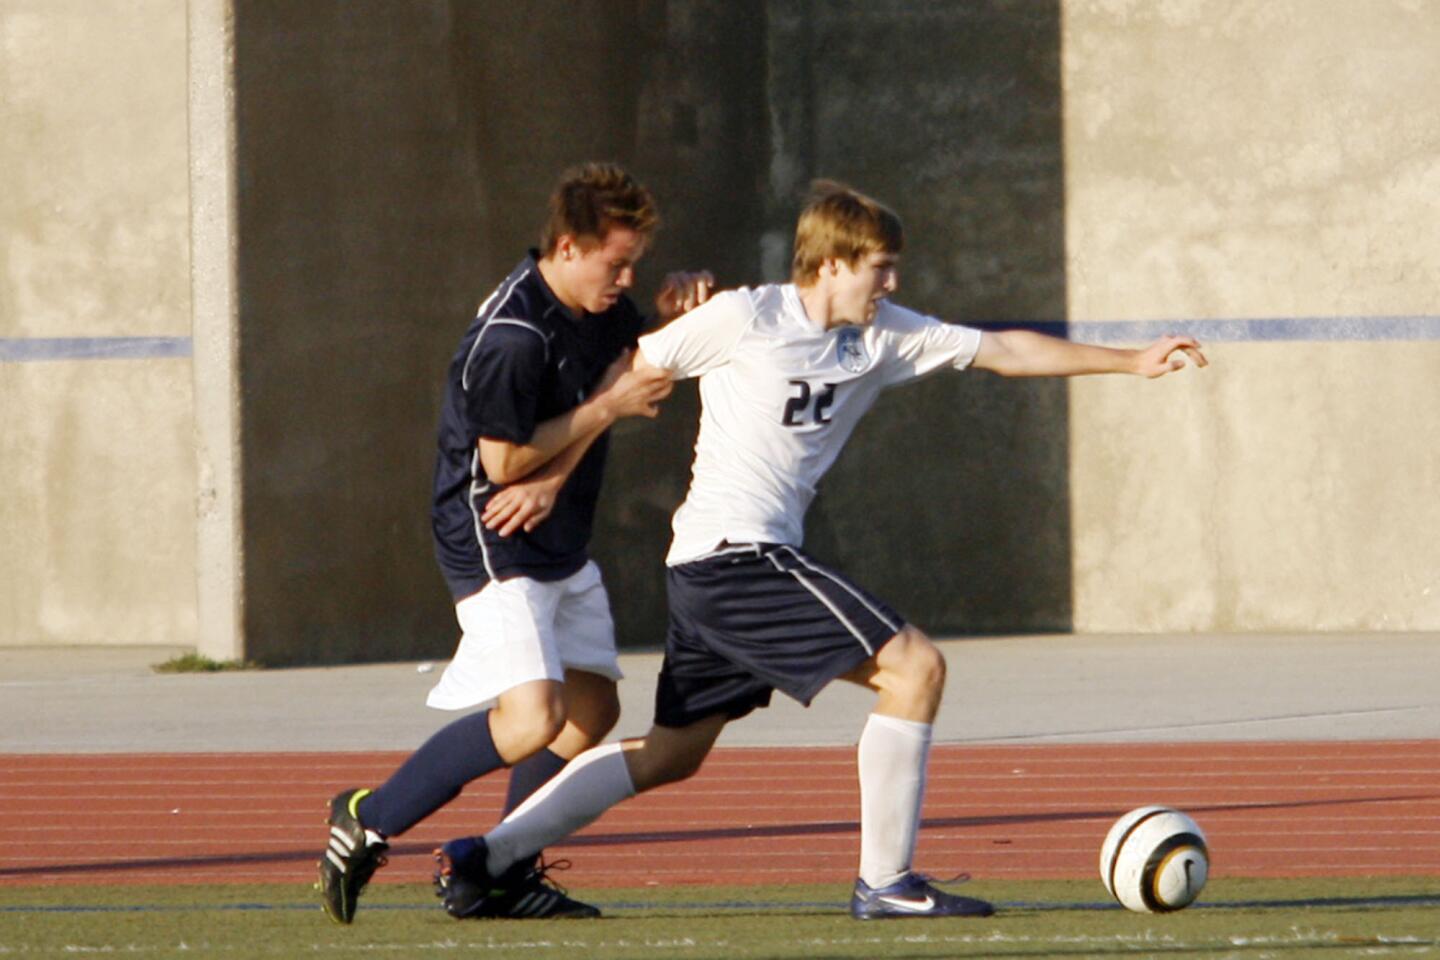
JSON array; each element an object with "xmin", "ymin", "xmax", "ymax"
[
  {"xmin": 588, "ymin": 0, "xmax": 772, "ymax": 649},
  {"xmin": 232, "ymin": 0, "xmax": 1062, "ymax": 664},
  {"xmin": 765, "ymin": 0, "xmax": 1071, "ymax": 634},
  {"xmin": 235, "ymin": 1, "xmax": 489, "ymax": 664}
]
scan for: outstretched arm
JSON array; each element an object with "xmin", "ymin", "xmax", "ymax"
[{"xmin": 972, "ymin": 329, "xmax": 1208, "ymax": 379}]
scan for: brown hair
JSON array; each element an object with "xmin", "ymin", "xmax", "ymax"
[
  {"xmin": 791, "ymin": 180, "xmax": 904, "ymax": 286},
  {"xmin": 540, "ymin": 163, "xmax": 659, "ymax": 255}
]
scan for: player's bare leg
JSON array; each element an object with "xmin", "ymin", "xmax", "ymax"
[
  {"xmin": 617, "ymin": 713, "xmax": 727, "ymax": 790},
  {"xmin": 841, "ymin": 627, "xmax": 993, "ymax": 919},
  {"xmin": 551, "ymin": 668, "xmax": 621, "ymax": 758}
]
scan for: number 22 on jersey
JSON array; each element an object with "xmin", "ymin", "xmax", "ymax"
[{"xmin": 782, "ymin": 380, "xmax": 836, "ymax": 427}]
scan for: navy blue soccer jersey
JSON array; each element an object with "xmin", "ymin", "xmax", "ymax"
[{"xmin": 432, "ymin": 252, "xmax": 643, "ymax": 599}]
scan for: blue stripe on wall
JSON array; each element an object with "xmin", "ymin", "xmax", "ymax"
[
  {"xmin": 1, "ymin": 316, "xmax": 1437, "ymax": 363},
  {"xmin": 968, "ymin": 315, "xmax": 1440, "ymax": 344},
  {"xmin": 0, "ymin": 337, "xmax": 193, "ymax": 362}
]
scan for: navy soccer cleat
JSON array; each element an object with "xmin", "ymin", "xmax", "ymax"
[
  {"xmin": 317, "ymin": 788, "xmax": 390, "ymax": 924},
  {"xmin": 433, "ymin": 838, "xmax": 600, "ymax": 920},
  {"xmin": 850, "ymin": 872, "xmax": 995, "ymax": 920}
]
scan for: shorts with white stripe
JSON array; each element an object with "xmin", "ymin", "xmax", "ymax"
[{"xmin": 654, "ymin": 543, "xmax": 905, "ymax": 728}]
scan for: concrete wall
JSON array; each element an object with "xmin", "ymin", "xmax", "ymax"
[
  {"xmin": 0, "ymin": 0, "xmax": 196, "ymax": 647},
  {"xmin": 4, "ymin": 0, "xmax": 1437, "ymax": 660},
  {"xmin": 1063, "ymin": 0, "xmax": 1440, "ymax": 631}
]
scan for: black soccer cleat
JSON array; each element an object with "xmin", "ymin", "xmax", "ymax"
[
  {"xmin": 433, "ymin": 838, "xmax": 600, "ymax": 920},
  {"xmin": 850, "ymin": 872, "xmax": 995, "ymax": 920},
  {"xmin": 316, "ymin": 787, "xmax": 389, "ymax": 924}
]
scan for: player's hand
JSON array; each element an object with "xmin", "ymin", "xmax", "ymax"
[
  {"xmin": 596, "ymin": 350, "xmax": 674, "ymax": 420},
  {"xmin": 482, "ymin": 476, "xmax": 563, "ymax": 537},
  {"xmin": 654, "ymin": 270, "xmax": 715, "ymax": 321},
  {"xmin": 1135, "ymin": 335, "xmax": 1208, "ymax": 378}
]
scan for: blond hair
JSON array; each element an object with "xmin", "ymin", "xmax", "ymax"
[
  {"xmin": 540, "ymin": 163, "xmax": 659, "ymax": 255},
  {"xmin": 791, "ymin": 180, "xmax": 904, "ymax": 286}
]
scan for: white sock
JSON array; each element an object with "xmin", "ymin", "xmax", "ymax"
[
  {"xmin": 857, "ymin": 712, "xmax": 932, "ymax": 889},
  {"xmin": 485, "ymin": 742, "xmax": 635, "ymax": 876}
]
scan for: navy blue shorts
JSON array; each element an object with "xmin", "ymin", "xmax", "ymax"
[{"xmin": 653, "ymin": 543, "xmax": 906, "ymax": 729}]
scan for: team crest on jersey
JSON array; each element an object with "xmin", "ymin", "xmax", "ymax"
[{"xmin": 835, "ymin": 327, "xmax": 869, "ymax": 373}]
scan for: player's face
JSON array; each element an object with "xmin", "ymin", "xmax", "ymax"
[
  {"xmin": 556, "ymin": 227, "xmax": 648, "ymax": 315},
  {"xmin": 832, "ymin": 250, "xmax": 900, "ymax": 326}
]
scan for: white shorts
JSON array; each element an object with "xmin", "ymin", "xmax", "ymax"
[{"xmin": 425, "ymin": 560, "xmax": 622, "ymax": 711}]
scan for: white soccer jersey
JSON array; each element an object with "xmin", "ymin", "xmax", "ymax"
[{"xmin": 638, "ymin": 283, "xmax": 982, "ymax": 565}]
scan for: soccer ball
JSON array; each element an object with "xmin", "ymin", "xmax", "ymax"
[{"xmin": 1100, "ymin": 805, "xmax": 1209, "ymax": 913}]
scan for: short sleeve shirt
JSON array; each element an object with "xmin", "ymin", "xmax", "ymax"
[
  {"xmin": 638, "ymin": 283, "xmax": 981, "ymax": 564},
  {"xmin": 432, "ymin": 253, "xmax": 643, "ymax": 599}
]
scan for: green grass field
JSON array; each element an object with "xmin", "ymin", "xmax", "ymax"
[{"xmin": 4, "ymin": 877, "xmax": 1438, "ymax": 959}]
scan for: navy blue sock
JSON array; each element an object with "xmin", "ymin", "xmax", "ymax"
[
  {"xmin": 503, "ymin": 748, "xmax": 568, "ymax": 815},
  {"xmin": 357, "ymin": 709, "xmax": 503, "ymax": 837},
  {"xmin": 496, "ymin": 748, "xmax": 568, "ymax": 876}
]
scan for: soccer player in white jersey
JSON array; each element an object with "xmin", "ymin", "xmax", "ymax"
[{"xmin": 432, "ymin": 180, "xmax": 1208, "ymax": 920}]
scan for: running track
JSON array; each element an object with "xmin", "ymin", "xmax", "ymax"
[{"xmin": 3, "ymin": 741, "xmax": 1438, "ymax": 888}]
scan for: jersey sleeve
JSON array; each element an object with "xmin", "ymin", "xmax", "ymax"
[
  {"xmin": 461, "ymin": 323, "xmax": 548, "ymax": 444},
  {"xmin": 877, "ymin": 302, "xmax": 983, "ymax": 387},
  {"xmin": 637, "ymin": 288, "xmax": 755, "ymax": 380}
]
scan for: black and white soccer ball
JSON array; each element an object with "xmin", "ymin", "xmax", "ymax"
[{"xmin": 1100, "ymin": 805, "xmax": 1209, "ymax": 913}]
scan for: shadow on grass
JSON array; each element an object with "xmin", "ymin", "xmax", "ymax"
[{"xmin": 4, "ymin": 793, "xmax": 1436, "ymax": 883}]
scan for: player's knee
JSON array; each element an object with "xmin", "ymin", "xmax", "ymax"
[
  {"xmin": 523, "ymin": 707, "xmax": 570, "ymax": 756},
  {"xmin": 495, "ymin": 695, "xmax": 569, "ymax": 758},
  {"xmin": 891, "ymin": 628, "xmax": 946, "ymax": 699},
  {"xmin": 594, "ymin": 691, "xmax": 621, "ymax": 739},
  {"xmin": 561, "ymin": 671, "xmax": 622, "ymax": 745},
  {"xmin": 914, "ymin": 637, "xmax": 946, "ymax": 694},
  {"xmin": 572, "ymin": 686, "xmax": 621, "ymax": 744},
  {"xmin": 539, "ymin": 700, "xmax": 569, "ymax": 744}
]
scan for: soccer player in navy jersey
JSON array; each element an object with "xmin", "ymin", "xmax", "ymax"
[
  {"xmin": 433, "ymin": 180, "xmax": 1206, "ymax": 921},
  {"xmin": 317, "ymin": 163, "xmax": 711, "ymax": 924}
]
